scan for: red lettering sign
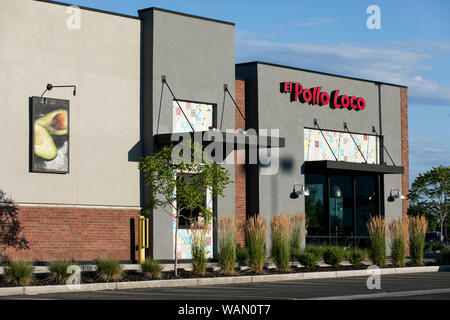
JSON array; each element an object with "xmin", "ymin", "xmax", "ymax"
[{"xmin": 280, "ymin": 81, "xmax": 365, "ymax": 111}]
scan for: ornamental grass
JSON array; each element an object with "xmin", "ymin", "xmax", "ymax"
[
  {"xmin": 141, "ymin": 258, "xmax": 164, "ymax": 279},
  {"xmin": 218, "ymin": 216, "xmax": 237, "ymax": 275},
  {"xmin": 367, "ymin": 216, "xmax": 386, "ymax": 267},
  {"xmin": 190, "ymin": 220, "xmax": 209, "ymax": 276},
  {"xmin": 290, "ymin": 213, "xmax": 306, "ymax": 260},
  {"xmin": 245, "ymin": 215, "xmax": 267, "ymax": 272},
  {"xmin": 95, "ymin": 259, "xmax": 122, "ymax": 282},
  {"xmin": 270, "ymin": 214, "xmax": 292, "ymax": 270},
  {"xmin": 48, "ymin": 260, "xmax": 73, "ymax": 284},
  {"xmin": 388, "ymin": 218, "xmax": 409, "ymax": 267},
  {"xmin": 3, "ymin": 261, "xmax": 34, "ymax": 286},
  {"xmin": 409, "ymin": 216, "xmax": 428, "ymax": 265}
]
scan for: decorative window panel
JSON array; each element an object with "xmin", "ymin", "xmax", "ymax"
[
  {"xmin": 172, "ymin": 170, "xmax": 214, "ymax": 260},
  {"xmin": 304, "ymin": 128, "xmax": 380, "ymax": 164},
  {"xmin": 173, "ymin": 100, "xmax": 214, "ymax": 133}
]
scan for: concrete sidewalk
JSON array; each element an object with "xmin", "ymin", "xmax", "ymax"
[{"xmin": 2, "ymin": 271, "xmax": 450, "ymax": 300}]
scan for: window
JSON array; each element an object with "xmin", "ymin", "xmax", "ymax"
[
  {"xmin": 305, "ymin": 173, "xmax": 381, "ymax": 245},
  {"xmin": 355, "ymin": 176, "xmax": 377, "ymax": 236},
  {"xmin": 178, "ymin": 206, "xmax": 205, "ymax": 229},
  {"xmin": 173, "ymin": 100, "xmax": 216, "ymax": 133},
  {"xmin": 305, "ymin": 174, "xmax": 328, "ymax": 236},
  {"xmin": 329, "ymin": 175, "xmax": 353, "ymax": 237},
  {"xmin": 304, "ymin": 128, "xmax": 380, "ymax": 164},
  {"xmin": 176, "ymin": 173, "xmax": 207, "ymax": 229}
]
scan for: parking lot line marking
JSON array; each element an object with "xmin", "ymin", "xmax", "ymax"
[{"xmin": 302, "ymin": 287, "xmax": 450, "ymax": 300}]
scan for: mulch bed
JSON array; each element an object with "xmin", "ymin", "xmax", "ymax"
[{"xmin": 0, "ymin": 261, "xmax": 430, "ymax": 288}]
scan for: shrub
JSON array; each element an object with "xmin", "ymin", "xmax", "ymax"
[
  {"xmin": 218, "ymin": 216, "xmax": 237, "ymax": 275},
  {"xmin": 297, "ymin": 251, "xmax": 318, "ymax": 268},
  {"xmin": 322, "ymin": 247, "xmax": 345, "ymax": 267},
  {"xmin": 271, "ymin": 214, "xmax": 292, "ymax": 270},
  {"xmin": 3, "ymin": 261, "xmax": 34, "ymax": 286},
  {"xmin": 141, "ymin": 259, "xmax": 163, "ymax": 279},
  {"xmin": 49, "ymin": 261, "xmax": 73, "ymax": 284},
  {"xmin": 306, "ymin": 246, "xmax": 326, "ymax": 261},
  {"xmin": 236, "ymin": 245, "xmax": 249, "ymax": 266},
  {"xmin": 290, "ymin": 213, "xmax": 306, "ymax": 259},
  {"xmin": 95, "ymin": 259, "xmax": 122, "ymax": 282},
  {"xmin": 347, "ymin": 248, "xmax": 366, "ymax": 267},
  {"xmin": 409, "ymin": 216, "xmax": 428, "ymax": 265},
  {"xmin": 368, "ymin": 216, "xmax": 387, "ymax": 267},
  {"xmin": 245, "ymin": 215, "xmax": 267, "ymax": 272},
  {"xmin": 388, "ymin": 218, "xmax": 409, "ymax": 267},
  {"xmin": 190, "ymin": 220, "xmax": 208, "ymax": 276}
]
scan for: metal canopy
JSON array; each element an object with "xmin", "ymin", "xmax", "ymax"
[
  {"xmin": 304, "ymin": 160, "xmax": 404, "ymax": 174},
  {"xmin": 154, "ymin": 130, "xmax": 285, "ymax": 149}
]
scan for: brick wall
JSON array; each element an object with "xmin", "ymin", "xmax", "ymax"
[
  {"xmin": 401, "ymin": 87, "xmax": 409, "ymax": 218},
  {"xmin": 0, "ymin": 206, "xmax": 140, "ymax": 262},
  {"xmin": 235, "ymin": 79, "xmax": 246, "ymax": 246}
]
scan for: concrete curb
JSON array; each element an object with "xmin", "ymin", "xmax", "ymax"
[{"xmin": 0, "ymin": 265, "xmax": 448, "ymax": 297}]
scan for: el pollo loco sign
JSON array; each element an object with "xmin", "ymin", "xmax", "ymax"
[{"xmin": 280, "ymin": 81, "xmax": 366, "ymax": 111}]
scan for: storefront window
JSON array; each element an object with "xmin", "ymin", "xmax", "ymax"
[
  {"xmin": 329, "ymin": 175, "xmax": 353, "ymax": 237},
  {"xmin": 305, "ymin": 174, "xmax": 328, "ymax": 236},
  {"xmin": 355, "ymin": 175, "xmax": 377, "ymax": 236},
  {"xmin": 305, "ymin": 173, "xmax": 380, "ymax": 243}
]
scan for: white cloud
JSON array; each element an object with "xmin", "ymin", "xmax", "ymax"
[
  {"xmin": 236, "ymin": 36, "xmax": 450, "ymax": 105},
  {"xmin": 422, "ymin": 147, "xmax": 446, "ymax": 153}
]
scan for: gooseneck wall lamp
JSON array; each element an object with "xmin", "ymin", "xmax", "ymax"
[
  {"xmin": 291, "ymin": 183, "xmax": 310, "ymax": 199},
  {"xmin": 388, "ymin": 188, "xmax": 406, "ymax": 202},
  {"xmin": 41, "ymin": 83, "xmax": 77, "ymax": 97}
]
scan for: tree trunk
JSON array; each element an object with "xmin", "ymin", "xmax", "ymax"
[{"xmin": 174, "ymin": 209, "xmax": 180, "ymax": 277}]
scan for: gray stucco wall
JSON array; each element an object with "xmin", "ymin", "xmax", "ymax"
[
  {"xmin": 0, "ymin": 0, "xmax": 141, "ymax": 207},
  {"xmin": 140, "ymin": 9, "xmax": 236, "ymax": 259},
  {"xmin": 237, "ymin": 62, "xmax": 404, "ymax": 245}
]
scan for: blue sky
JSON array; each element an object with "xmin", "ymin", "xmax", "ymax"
[{"xmin": 57, "ymin": 0, "xmax": 449, "ymax": 183}]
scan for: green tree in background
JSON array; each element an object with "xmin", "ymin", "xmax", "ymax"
[
  {"xmin": 407, "ymin": 202, "xmax": 438, "ymax": 231},
  {"xmin": 139, "ymin": 142, "xmax": 231, "ymax": 276},
  {"xmin": 408, "ymin": 166, "xmax": 449, "ymax": 242}
]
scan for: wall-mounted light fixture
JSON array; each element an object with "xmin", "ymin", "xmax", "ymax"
[
  {"xmin": 290, "ymin": 183, "xmax": 309, "ymax": 199},
  {"xmin": 388, "ymin": 188, "xmax": 406, "ymax": 202},
  {"xmin": 41, "ymin": 84, "xmax": 76, "ymax": 97}
]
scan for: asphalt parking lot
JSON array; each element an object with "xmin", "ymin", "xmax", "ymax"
[{"xmin": 1, "ymin": 272, "xmax": 450, "ymax": 300}]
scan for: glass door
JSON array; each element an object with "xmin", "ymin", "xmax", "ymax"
[{"xmin": 329, "ymin": 175, "xmax": 353, "ymax": 237}]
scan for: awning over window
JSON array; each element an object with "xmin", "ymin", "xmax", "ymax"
[{"xmin": 304, "ymin": 160, "xmax": 404, "ymax": 174}]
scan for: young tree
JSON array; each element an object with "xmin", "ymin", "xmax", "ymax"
[
  {"xmin": 408, "ymin": 166, "xmax": 449, "ymax": 242},
  {"xmin": 139, "ymin": 142, "xmax": 231, "ymax": 276}
]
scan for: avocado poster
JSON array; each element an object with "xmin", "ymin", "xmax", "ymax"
[{"xmin": 31, "ymin": 97, "xmax": 69, "ymax": 173}]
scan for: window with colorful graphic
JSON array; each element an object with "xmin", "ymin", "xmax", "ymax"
[
  {"xmin": 173, "ymin": 100, "xmax": 215, "ymax": 133},
  {"xmin": 172, "ymin": 174, "xmax": 214, "ymax": 260},
  {"xmin": 304, "ymin": 128, "xmax": 379, "ymax": 164}
]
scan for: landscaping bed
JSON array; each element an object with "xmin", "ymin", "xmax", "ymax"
[{"xmin": 0, "ymin": 261, "xmax": 435, "ymax": 288}]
